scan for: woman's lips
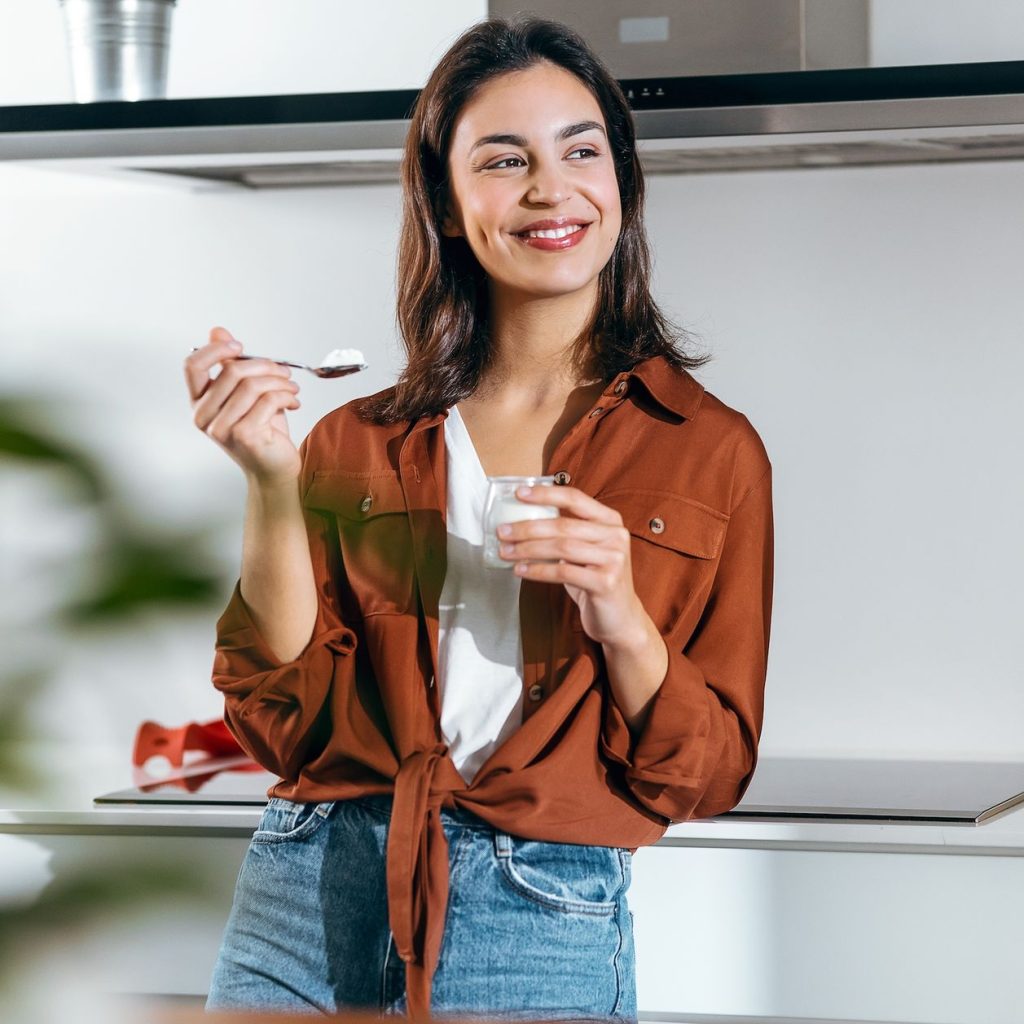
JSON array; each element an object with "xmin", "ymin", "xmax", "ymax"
[{"xmin": 512, "ymin": 222, "xmax": 591, "ymax": 251}]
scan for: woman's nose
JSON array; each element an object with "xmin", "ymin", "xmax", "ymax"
[{"xmin": 525, "ymin": 162, "xmax": 570, "ymax": 204}]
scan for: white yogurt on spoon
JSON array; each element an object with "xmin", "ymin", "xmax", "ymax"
[{"xmin": 319, "ymin": 347, "xmax": 365, "ymax": 368}]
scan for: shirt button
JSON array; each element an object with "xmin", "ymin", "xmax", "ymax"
[
  {"xmin": 360, "ymin": 495, "xmax": 373, "ymax": 513},
  {"xmin": 528, "ymin": 684, "xmax": 544, "ymax": 702},
  {"xmin": 554, "ymin": 471, "xmax": 571, "ymax": 485},
  {"xmin": 650, "ymin": 517, "xmax": 665, "ymax": 534},
  {"xmin": 614, "ymin": 380, "xmax": 627, "ymax": 395}
]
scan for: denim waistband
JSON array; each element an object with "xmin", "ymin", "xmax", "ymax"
[{"xmin": 349, "ymin": 792, "xmax": 496, "ymax": 831}]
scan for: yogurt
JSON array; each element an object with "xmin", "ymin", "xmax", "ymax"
[
  {"xmin": 488, "ymin": 496, "xmax": 559, "ymax": 528},
  {"xmin": 482, "ymin": 490, "xmax": 559, "ymax": 569},
  {"xmin": 319, "ymin": 347, "xmax": 365, "ymax": 368}
]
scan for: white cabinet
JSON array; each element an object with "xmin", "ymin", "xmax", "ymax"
[
  {"xmin": 0, "ymin": 0, "xmax": 486, "ymax": 105},
  {"xmin": 630, "ymin": 842, "xmax": 1023, "ymax": 1023},
  {"xmin": 3, "ymin": 809, "xmax": 1023, "ymax": 1022}
]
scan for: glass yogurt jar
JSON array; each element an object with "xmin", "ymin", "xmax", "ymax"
[{"xmin": 482, "ymin": 475, "xmax": 560, "ymax": 569}]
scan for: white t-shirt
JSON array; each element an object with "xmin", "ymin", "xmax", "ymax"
[{"xmin": 437, "ymin": 403, "xmax": 525, "ymax": 785}]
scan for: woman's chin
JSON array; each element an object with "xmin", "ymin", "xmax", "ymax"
[{"xmin": 490, "ymin": 270, "xmax": 602, "ymax": 299}]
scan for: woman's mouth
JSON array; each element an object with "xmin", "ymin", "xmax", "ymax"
[{"xmin": 512, "ymin": 222, "xmax": 591, "ymax": 251}]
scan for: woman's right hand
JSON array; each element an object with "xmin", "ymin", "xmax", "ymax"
[{"xmin": 185, "ymin": 325, "xmax": 302, "ymax": 487}]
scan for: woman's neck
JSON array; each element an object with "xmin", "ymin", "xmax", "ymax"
[
  {"xmin": 473, "ymin": 354, "xmax": 601, "ymax": 409},
  {"xmin": 480, "ymin": 282, "xmax": 603, "ymax": 409}
]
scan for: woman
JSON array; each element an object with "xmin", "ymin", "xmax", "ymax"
[{"xmin": 186, "ymin": 15, "xmax": 773, "ymax": 1023}]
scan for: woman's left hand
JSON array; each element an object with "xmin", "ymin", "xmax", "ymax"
[{"xmin": 497, "ymin": 482, "xmax": 649, "ymax": 648}]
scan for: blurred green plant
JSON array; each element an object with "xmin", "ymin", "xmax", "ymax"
[
  {"xmin": 0, "ymin": 393, "xmax": 231, "ymax": 1001},
  {"xmin": 1, "ymin": 394, "xmax": 224, "ymax": 624}
]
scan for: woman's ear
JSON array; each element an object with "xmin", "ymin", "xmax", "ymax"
[
  {"xmin": 437, "ymin": 189, "xmax": 463, "ymax": 238},
  {"xmin": 439, "ymin": 207, "xmax": 462, "ymax": 238}
]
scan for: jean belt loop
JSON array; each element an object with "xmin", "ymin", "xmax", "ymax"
[{"xmin": 494, "ymin": 830, "xmax": 512, "ymax": 859}]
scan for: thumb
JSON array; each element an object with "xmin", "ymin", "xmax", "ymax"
[{"xmin": 209, "ymin": 325, "xmax": 235, "ymax": 343}]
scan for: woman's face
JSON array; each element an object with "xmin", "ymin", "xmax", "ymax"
[{"xmin": 441, "ymin": 62, "xmax": 622, "ymax": 299}]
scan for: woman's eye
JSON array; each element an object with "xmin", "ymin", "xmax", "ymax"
[
  {"xmin": 486, "ymin": 147, "xmax": 599, "ymax": 170},
  {"xmin": 488, "ymin": 156, "xmax": 525, "ymax": 170}
]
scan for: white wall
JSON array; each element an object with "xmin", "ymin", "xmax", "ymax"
[
  {"xmin": 2, "ymin": 3, "xmax": 1023, "ymax": 768},
  {"xmin": 645, "ymin": 158, "xmax": 1024, "ymax": 763},
  {"xmin": 872, "ymin": 0, "xmax": 1024, "ymax": 66}
]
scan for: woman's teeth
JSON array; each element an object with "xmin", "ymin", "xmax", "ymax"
[{"xmin": 520, "ymin": 224, "xmax": 585, "ymax": 239}]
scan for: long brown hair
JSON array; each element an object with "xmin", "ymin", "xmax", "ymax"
[{"xmin": 359, "ymin": 15, "xmax": 711, "ymax": 426}]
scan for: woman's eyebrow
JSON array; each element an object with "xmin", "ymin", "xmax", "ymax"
[{"xmin": 470, "ymin": 120, "xmax": 606, "ymax": 154}]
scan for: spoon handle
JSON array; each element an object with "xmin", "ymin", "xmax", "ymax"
[
  {"xmin": 233, "ymin": 355, "xmax": 308, "ymax": 370},
  {"xmin": 188, "ymin": 346, "xmax": 308, "ymax": 370}
]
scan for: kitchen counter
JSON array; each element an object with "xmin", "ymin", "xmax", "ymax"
[
  {"xmin": 3, "ymin": 741, "xmax": 1022, "ymax": 1023},
  {"xmin": 4, "ymin": 740, "xmax": 1024, "ymax": 855}
]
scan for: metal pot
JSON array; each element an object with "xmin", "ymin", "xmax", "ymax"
[{"xmin": 58, "ymin": 0, "xmax": 177, "ymax": 102}]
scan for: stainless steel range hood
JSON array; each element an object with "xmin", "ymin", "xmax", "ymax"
[{"xmin": 2, "ymin": 0, "xmax": 1023, "ymax": 187}]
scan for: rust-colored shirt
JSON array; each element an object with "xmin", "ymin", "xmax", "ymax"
[{"xmin": 211, "ymin": 353, "xmax": 774, "ymax": 1018}]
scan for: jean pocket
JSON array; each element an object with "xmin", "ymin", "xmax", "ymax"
[
  {"xmin": 494, "ymin": 832, "xmax": 628, "ymax": 915},
  {"xmin": 251, "ymin": 796, "xmax": 336, "ymax": 844}
]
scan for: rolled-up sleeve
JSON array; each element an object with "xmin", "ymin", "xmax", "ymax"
[
  {"xmin": 601, "ymin": 465, "xmax": 773, "ymax": 823},
  {"xmin": 211, "ymin": 435, "xmax": 358, "ymax": 781}
]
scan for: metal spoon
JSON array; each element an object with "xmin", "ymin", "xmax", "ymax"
[
  {"xmin": 232, "ymin": 354, "xmax": 367, "ymax": 379},
  {"xmin": 190, "ymin": 348, "xmax": 367, "ymax": 379}
]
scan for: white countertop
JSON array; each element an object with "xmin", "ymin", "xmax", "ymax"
[{"xmin": 3, "ymin": 741, "xmax": 1024, "ymax": 855}]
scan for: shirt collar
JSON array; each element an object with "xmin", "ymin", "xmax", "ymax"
[
  {"xmin": 409, "ymin": 353, "xmax": 704, "ymax": 434},
  {"xmin": 623, "ymin": 354, "xmax": 705, "ymax": 421}
]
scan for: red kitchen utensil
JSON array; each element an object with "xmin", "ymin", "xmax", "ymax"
[{"xmin": 132, "ymin": 717, "xmax": 263, "ymax": 771}]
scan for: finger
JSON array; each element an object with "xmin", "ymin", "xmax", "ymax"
[
  {"xmin": 196, "ymin": 372, "xmax": 299, "ymax": 434},
  {"xmin": 497, "ymin": 516, "xmax": 622, "ymax": 546},
  {"xmin": 229, "ymin": 388, "xmax": 301, "ymax": 439},
  {"xmin": 184, "ymin": 336, "xmax": 244, "ymax": 402},
  {"xmin": 501, "ymin": 536, "xmax": 619, "ymax": 568},
  {"xmin": 515, "ymin": 483, "xmax": 623, "ymax": 526},
  {"xmin": 206, "ymin": 388, "xmax": 300, "ymax": 445},
  {"xmin": 196, "ymin": 374, "xmax": 299, "ymax": 435},
  {"xmin": 192, "ymin": 361, "xmax": 294, "ymax": 427},
  {"xmin": 513, "ymin": 559, "xmax": 600, "ymax": 589},
  {"xmin": 200, "ymin": 355, "xmax": 293, "ymax": 405}
]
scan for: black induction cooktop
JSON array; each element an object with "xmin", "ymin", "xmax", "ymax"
[
  {"xmin": 93, "ymin": 756, "xmax": 1024, "ymax": 825},
  {"xmin": 94, "ymin": 754, "xmax": 282, "ymax": 806},
  {"xmin": 731, "ymin": 757, "xmax": 1024, "ymax": 824}
]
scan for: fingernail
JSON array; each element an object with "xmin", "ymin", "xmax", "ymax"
[
  {"xmin": 228, "ymin": 340, "xmax": 242, "ymax": 350},
  {"xmin": 517, "ymin": 485, "xmax": 532, "ymax": 497},
  {"xmin": 498, "ymin": 524, "xmax": 512, "ymax": 537}
]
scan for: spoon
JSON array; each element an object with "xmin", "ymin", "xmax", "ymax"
[
  {"xmin": 190, "ymin": 348, "xmax": 367, "ymax": 379},
  {"xmin": 232, "ymin": 354, "xmax": 367, "ymax": 379}
]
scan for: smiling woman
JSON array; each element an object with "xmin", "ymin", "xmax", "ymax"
[
  {"xmin": 441, "ymin": 68, "xmax": 620, "ymax": 287},
  {"xmin": 199, "ymin": 13, "xmax": 773, "ymax": 1024},
  {"xmin": 356, "ymin": 14, "xmax": 711, "ymax": 426}
]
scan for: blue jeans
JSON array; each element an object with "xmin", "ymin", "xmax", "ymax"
[{"xmin": 205, "ymin": 793, "xmax": 637, "ymax": 1021}]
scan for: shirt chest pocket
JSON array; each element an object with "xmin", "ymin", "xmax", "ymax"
[
  {"xmin": 579, "ymin": 488, "xmax": 729, "ymax": 636},
  {"xmin": 304, "ymin": 470, "xmax": 416, "ymax": 619}
]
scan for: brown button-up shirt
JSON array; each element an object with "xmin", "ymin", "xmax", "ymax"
[{"xmin": 212, "ymin": 353, "xmax": 774, "ymax": 1018}]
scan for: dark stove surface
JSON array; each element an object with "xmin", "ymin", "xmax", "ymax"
[
  {"xmin": 94, "ymin": 754, "xmax": 281, "ymax": 806},
  {"xmin": 732, "ymin": 756, "xmax": 1024, "ymax": 824},
  {"xmin": 93, "ymin": 756, "xmax": 1024, "ymax": 825}
]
